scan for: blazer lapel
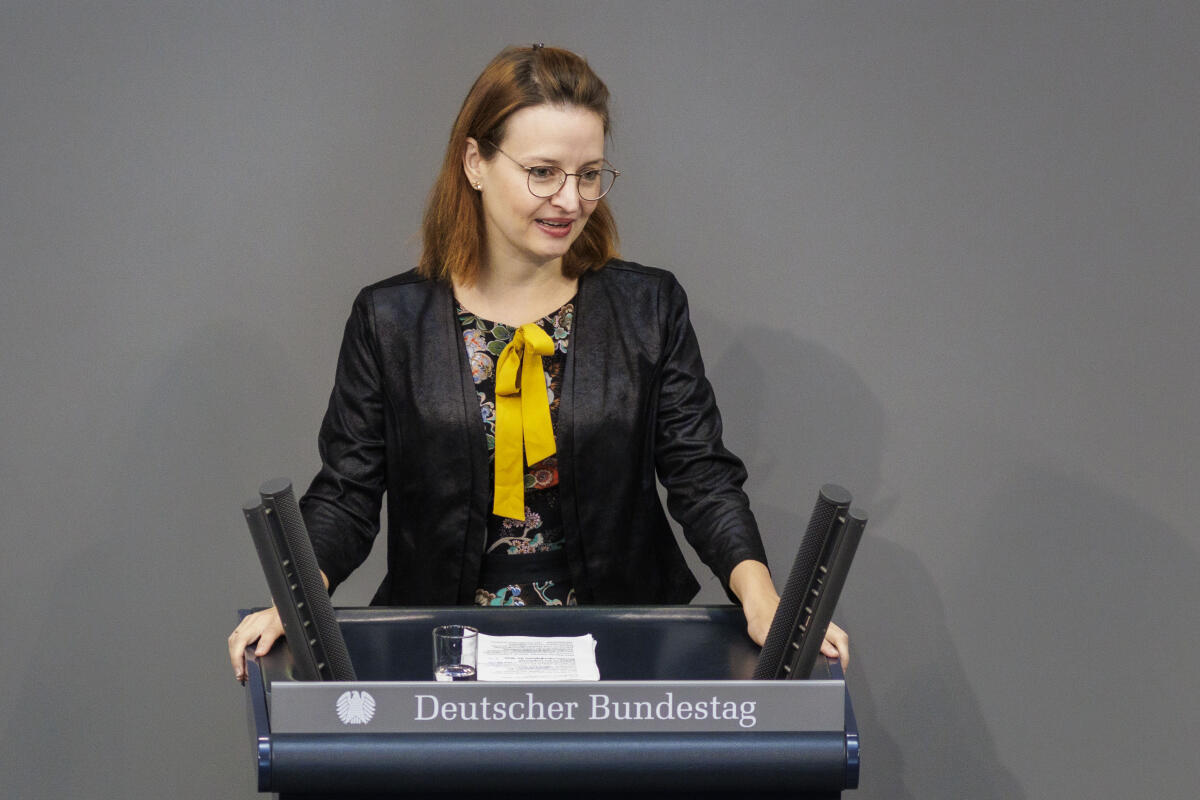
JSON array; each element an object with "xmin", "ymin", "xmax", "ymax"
[{"xmin": 428, "ymin": 280, "xmax": 491, "ymax": 602}]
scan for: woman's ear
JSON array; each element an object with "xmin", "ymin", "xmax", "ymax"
[{"xmin": 463, "ymin": 137, "xmax": 483, "ymax": 187}]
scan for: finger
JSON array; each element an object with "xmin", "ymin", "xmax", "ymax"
[
  {"xmin": 229, "ymin": 610, "xmax": 270, "ymax": 678},
  {"xmin": 255, "ymin": 619, "xmax": 283, "ymax": 656},
  {"xmin": 229, "ymin": 628, "xmax": 253, "ymax": 680},
  {"xmin": 822, "ymin": 622, "xmax": 850, "ymax": 670},
  {"xmin": 819, "ymin": 639, "xmax": 848, "ymax": 671}
]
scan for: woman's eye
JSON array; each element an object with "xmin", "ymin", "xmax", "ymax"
[
  {"xmin": 579, "ymin": 170, "xmax": 601, "ymax": 183},
  {"xmin": 529, "ymin": 166, "xmax": 558, "ymax": 180}
]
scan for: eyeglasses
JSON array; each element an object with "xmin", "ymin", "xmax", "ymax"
[{"xmin": 490, "ymin": 145, "xmax": 620, "ymax": 201}]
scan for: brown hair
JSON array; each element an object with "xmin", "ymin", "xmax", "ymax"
[{"xmin": 418, "ymin": 45, "xmax": 619, "ymax": 284}]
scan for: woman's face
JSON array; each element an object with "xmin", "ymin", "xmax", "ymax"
[{"xmin": 465, "ymin": 104, "xmax": 605, "ymax": 274}]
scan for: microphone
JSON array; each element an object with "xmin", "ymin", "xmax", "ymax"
[
  {"xmin": 243, "ymin": 478, "xmax": 356, "ymax": 681},
  {"xmin": 754, "ymin": 484, "xmax": 866, "ymax": 680}
]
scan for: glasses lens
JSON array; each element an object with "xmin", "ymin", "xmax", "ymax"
[
  {"xmin": 527, "ymin": 166, "xmax": 566, "ymax": 198},
  {"xmin": 578, "ymin": 168, "xmax": 616, "ymax": 201},
  {"xmin": 526, "ymin": 166, "xmax": 617, "ymax": 200}
]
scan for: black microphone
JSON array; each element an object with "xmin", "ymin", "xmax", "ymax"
[
  {"xmin": 754, "ymin": 484, "xmax": 865, "ymax": 680},
  {"xmin": 243, "ymin": 478, "xmax": 356, "ymax": 681}
]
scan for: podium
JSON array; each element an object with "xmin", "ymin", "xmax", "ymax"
[{"xmin": 242, "ymin": 606, "xmax": 860, "ymax": 798}]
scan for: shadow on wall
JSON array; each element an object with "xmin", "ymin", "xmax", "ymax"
[
  {"xmin": 699, "ymin": 316, "xmax": 1026, "ymax": 799},
  {"xmin": 841, "ymin": 535, "xmax": 1027, "ymax": 799},
  {"xmin": 0, "ymin": 318, "xmax": 321, "ymax": 799},
  {"xmin": 949, "ymin": 465, "xmax": 1200, "ymax": 799},
  {"xmin": 701, "ymin": 319, "xmax": 891, "ymax": 514}
]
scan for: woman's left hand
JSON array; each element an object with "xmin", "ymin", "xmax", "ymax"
[
  {"xmin": 743, "ymin": 603, "xmax": 850, "ymax": 670},
  {"xmin": 729, "ymin": 560, "xmax": 850, "ymax": 669},
  {"xmin": 729, "ymin": 560, "xmax": 781, "ymax": 645}
]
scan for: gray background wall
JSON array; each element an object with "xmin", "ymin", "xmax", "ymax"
[{"xmin": 2, "ymin": 2, "xmax": 1196, "ymax": 797}]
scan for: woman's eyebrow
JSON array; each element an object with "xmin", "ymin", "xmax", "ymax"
[{"xmin": 523, "ymin": 154, "xmax": 606, "ymax": 168}]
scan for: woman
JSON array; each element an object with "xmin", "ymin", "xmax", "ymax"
[{"xmin": 229, "ymin": 44, "xmax": 847, "ymax": 682}]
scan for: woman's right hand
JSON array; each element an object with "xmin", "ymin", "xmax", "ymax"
[{"xmin": 228, "ymin": 606, "xmax": 285, "ymax": 684}]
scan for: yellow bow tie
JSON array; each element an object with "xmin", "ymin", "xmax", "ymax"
[{"xmin": 492, "ymin": 323, "xmax": 557, "ymax": 520}]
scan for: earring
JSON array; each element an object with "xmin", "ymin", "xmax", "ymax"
[{"xmin": 473, "ymin": 182, "xmax": 482, "ymax": 190}]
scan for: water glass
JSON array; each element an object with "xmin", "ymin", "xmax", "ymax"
[{"xmin": 432, "ymin": 624, "xmax": 478, "ymax": 681}]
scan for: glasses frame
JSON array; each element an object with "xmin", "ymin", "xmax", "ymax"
[{"xmin": 488, "ymin": 144, "xmax": 620, "ymax": 201}]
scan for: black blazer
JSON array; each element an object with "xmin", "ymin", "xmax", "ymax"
[{"xmin": 301, "ymin": 259, "xmax": 766, "ymax": 606}]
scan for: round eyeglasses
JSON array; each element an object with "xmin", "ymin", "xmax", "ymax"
[{"xmin": 490, "ymin": 145, "xmax": 620, "ymax": 201}]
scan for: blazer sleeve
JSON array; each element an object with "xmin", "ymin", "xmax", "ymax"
[
  {"xmin": 300, "ymin": 288, "xmax": 389, "ymax": 592},
  {"xmin": 651, "ymin": 274, "xmax": 768, "ymax": 593}
]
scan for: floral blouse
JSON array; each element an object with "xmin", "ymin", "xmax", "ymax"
[{"xmin": 457, "ymin": 299, "xmax": 577, "ymax": 607}]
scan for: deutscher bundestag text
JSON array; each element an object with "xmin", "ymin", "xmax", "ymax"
[{"xmin": 413, "ymin": 691, "xmax": 758, "ymax": 728}]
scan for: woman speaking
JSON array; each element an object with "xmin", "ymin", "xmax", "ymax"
[{"xmin": 229, "ymin": 44, "xmax": 847, "ymax": 682}]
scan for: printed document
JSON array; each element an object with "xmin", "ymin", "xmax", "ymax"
[{"xmin": 477, "ymin": 633, "xmax": 600, "ymax": 681}]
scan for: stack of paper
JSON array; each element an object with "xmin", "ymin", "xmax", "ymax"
[{"xmin": 476, "ymin": 633, "xmax": 600, "ymax": 681}]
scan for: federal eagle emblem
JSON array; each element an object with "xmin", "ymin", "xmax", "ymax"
[{"xmin": 336, "ymin": 690, "xmax": 376, "ymax": 725}]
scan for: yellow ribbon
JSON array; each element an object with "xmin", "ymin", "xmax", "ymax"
[{"xmin": 492, "ymin": 324, "xmax": 557, "ymax": 519}]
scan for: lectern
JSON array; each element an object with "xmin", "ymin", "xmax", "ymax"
[{"xmin": 242, "ymin": 606, "xmax": 859, "ymax": 799}]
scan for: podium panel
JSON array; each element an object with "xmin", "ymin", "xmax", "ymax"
[{"xmin": 242, "ymin": 606, "xmax": 859, "ymax": 798}]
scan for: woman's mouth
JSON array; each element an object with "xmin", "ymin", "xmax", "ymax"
[{"xmin": 536, "ymin": 218, "xmax": 574, "ymax": 237}]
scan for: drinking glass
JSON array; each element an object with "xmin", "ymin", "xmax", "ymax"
[{"xmin": 432, "ymin": 624, "xmax": 478, "ymax": 681}]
